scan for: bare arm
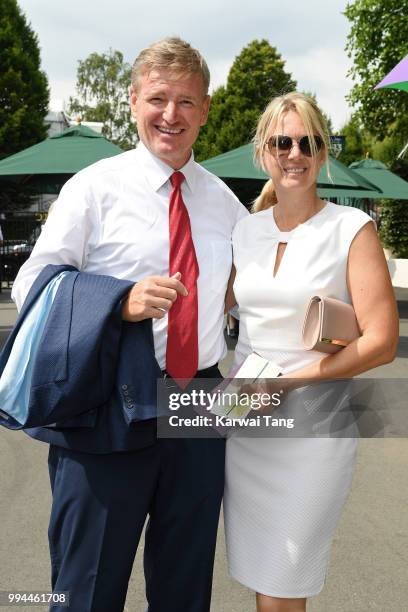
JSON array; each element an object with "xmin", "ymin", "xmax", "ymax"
[
  {"xmin": 286, "ymin": 222, "xmax": 399, "ymax": 381},
  {"xmin": 224, "ymin": 265, "xmax": 237, "ymax": 314}
]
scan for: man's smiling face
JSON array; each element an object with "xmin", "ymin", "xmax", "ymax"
[{"xmin": 130, "ymin": 68, "xmax": 210, "ymax": 169}]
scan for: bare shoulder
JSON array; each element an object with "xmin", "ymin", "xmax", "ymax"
[
  {"xmin": 349, "ymin": 217, "xmax": 382, "ymax": 258},
  {"xmin": 347, "ymin": 214, "xmax": 394, "ymax": 310}
]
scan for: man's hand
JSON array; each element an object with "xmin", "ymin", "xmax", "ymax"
[{"xmin": 122, "ymin": 272, "xmax": 188, "ymax": 322}]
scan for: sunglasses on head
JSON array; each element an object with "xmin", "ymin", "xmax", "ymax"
[{"xmin": 266, "ymin": 135, "xmax": 324, "ymax": 157}]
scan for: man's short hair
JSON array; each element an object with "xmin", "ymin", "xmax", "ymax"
[{"xmin": 131, "ymin": 37, "xmax": 210, "ymax": 95}]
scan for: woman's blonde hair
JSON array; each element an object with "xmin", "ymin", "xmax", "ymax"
[
  {"xmin": 131, "ymin": 37, "xmax": 210, "ymax": 95},
  {"xmin": 252, "ymin": 92, "xmax": 330, "ymax": 212}
]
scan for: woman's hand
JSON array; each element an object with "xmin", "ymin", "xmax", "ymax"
[{"xmin": 238, "ymin": 378, "xmax": 304, "ymax": 414}]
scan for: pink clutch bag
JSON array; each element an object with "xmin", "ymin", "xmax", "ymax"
[{"xmin": 302, "ymin": 296, "xmax": 361, "ymax": 354}]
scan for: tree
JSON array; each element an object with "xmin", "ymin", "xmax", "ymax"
[
  {"xmin": 193, "ymin": 86, "xmax": 229, "ymax": 161},
  {"xmin": 375, "ymin": 154, "xmax": 408, "ymax": 259},
  {"xmin": 194, "ymin": 40, "xmax": 296, "ymax": 160},
  {"xmin": 371, "ymin": 132, "xmax": 408, "ymax": 168},
  {"xmin": 379, "ymin": 199, "xmax": 408, "ymax": 258},
  {"xmin": 0, "ymin": 0, "xmax": 49, "ymax": 210},
  {"xmin": 337, "ymin": 114, "xmax": 372, "ymax": 166},
  {"xmin": 69, "ymin": 49, "xmax": 136, "ymax": 150},
  {"xmin": 0, "ymin": 0, "xmax": 49, "ymax": 160},
  {"xmin": 389, "ymin": 156, "xmax": 408, "ymax": 182},
  {"xmin": 226, "ymin": 40, "xmax": 296, "ymax": 113},
  {"xmin": 345, "ymin": 0, "xmax": 408, "ymax": 139},
  {"xmin": 301, "ymin": 91, "xmax": 334, "ymax": 135}
]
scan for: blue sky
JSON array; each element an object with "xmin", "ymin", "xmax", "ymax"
[{"xmin": 19, "ymin": 0, "xmax": 355, "ymax": 131}]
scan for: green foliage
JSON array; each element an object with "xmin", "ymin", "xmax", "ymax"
[
  {"xmin": 376, "ymin": 154, "xmax": 408, "ymax": 259},
  {"xmin": 0, "ymin": 180, "xmax": 38, "ymax": 210},
  {"xmin": 0, "ymin": 0, "xmax": 49, "ymax": 210},
  {"xmin": 226, "ymin": 40, "xmax": 296, "ymax": 111},
  {"xmin": 379, "ymin": 198, "xmax": 408, "ymax": 257},
  {"xmin": 336, "ymin": 117, "xmax": 408, "ymax": 257},
  {"xmin": 194, "ymin": 40, "xmax": 296, "ymax": 161},
  {"xmin": 192, "ymin": 86, "xmax": 227, "ymax": 161},
  {"xmin": 345, "ymin": 0, "xmax": 408, "ymax": 139},
  {"xmin": 389, "ymin": 156, "xmax": 408, "ymax": 182},
  {"xmin": 69, "ymin": 49, "xmax": 136, "ymax": 150},
  {"xmin": 0, "ymin": 0, "xmax": 49, "ymax": 159},
  {"xmin": 300, "ymin": 91, "xmax": 334, "ymax": 135},
  {"xmin": 338, "ymin": 114, "xmax": 373, "ymax": 166},
  {"xmin": 371, "ymin": 129, "xmax": 408, "ymax": 167},
  {"xmin": 337, "ymin": 115, "xmax": 408, "ymax": 170}
]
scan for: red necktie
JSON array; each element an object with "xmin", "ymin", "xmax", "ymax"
[{"xmin": 166, "ymin": 171, "xmax": 199, "ymax": 387}]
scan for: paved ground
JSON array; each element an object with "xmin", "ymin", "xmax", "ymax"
[{"xmin": 0, "ymin": 288, "xmax": 407, "ymax": 611}]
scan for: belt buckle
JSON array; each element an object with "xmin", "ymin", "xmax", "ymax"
[{"xmin": 162, "ymin": 371, "xmax": 178, "ymax": 389}]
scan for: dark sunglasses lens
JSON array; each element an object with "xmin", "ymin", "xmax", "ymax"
[
  {"xmin": 268, "ymin": 135, "xmax": 324, "ymax": 155},
  {"xmin": 299, "ymin": 137, "xmax": 312, "ymax": 156},
  {"xmin": 267, "ymin": 136, "xmax": 292, "ymax": 152},
  {"xmin": 299, "ymin": 135, "xmax": 323, "ymax": 156},
  {"xmin": 278, "ymin": 136, "xmax": 292, "ymax": 150},
  {"xmin": 314, "ymin": 135, "xmax": 323, "ymax": 151}
]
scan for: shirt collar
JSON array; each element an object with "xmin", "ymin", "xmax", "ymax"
[{"xmin": 135, "ymin": 140, "xmax": 197, "ymax": 194}]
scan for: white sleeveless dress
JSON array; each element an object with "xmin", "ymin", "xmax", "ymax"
[{"xmin": 224, "ymin": 202, "xmax": 372, "ymax": 597}]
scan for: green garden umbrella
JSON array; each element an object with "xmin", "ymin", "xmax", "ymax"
[
  {"xmin": 0, "ymin": 125, "xmax": 123, "ymax": 193},
  {"xmin": 349, "ymin": 159, "xmax": 408, "ymax": 200},
  {"xmin": 200, "ymin": 143, "xmax": 382, "ymax": 198}
]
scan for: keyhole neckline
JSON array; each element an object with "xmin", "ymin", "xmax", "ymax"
[{"xmin": 270, "ymin": 202, "xmax": 328, "ymax": 237}]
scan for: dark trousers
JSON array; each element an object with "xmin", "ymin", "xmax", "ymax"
[{"xmin": 47, "ymin": 369, "xmax": 225, "ymax": 612}]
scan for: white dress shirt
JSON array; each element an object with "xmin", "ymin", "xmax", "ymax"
[{"xmin": 12, "ymin": 142, "xmax": 248, "ymax": 370}]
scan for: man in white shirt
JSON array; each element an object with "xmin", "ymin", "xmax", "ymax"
[{"xmin": 12, "ymin": 37, "xmax": 247, "ymax": 612}]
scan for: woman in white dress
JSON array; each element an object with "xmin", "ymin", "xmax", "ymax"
[{"xmin": 224, "ymin": 92, "xmax": 399, "ymax": 612}]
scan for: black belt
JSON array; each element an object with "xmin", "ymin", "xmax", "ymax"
[{"xmin": 162, "ymin": 364, "xmax": 220, "ymax": 381}]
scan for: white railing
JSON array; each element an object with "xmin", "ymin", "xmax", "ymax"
[{"xmin": 387, "ymin": 259, "xmax": 408, "ymax": 288}]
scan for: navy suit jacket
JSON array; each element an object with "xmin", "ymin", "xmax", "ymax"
[{"xmin": 0, "ymin": 265, "xmax": 162, "ymax": 453}]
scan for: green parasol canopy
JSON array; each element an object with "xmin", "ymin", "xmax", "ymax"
[
  {"xmin": 200, "ymin": 143, "xmax": 382, "ymax": 198},
  {"xmin": 349, "ymin": 158, "xmax": 408, "ymax": 200},
  {"xmin": 0, "ymin": 125, "xmax": 123, "ymax": 193}
]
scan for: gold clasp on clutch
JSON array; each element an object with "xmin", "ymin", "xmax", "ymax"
[{"xmin": 321, "ymin": 337, "xmax": 349, "ymax": 347}]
